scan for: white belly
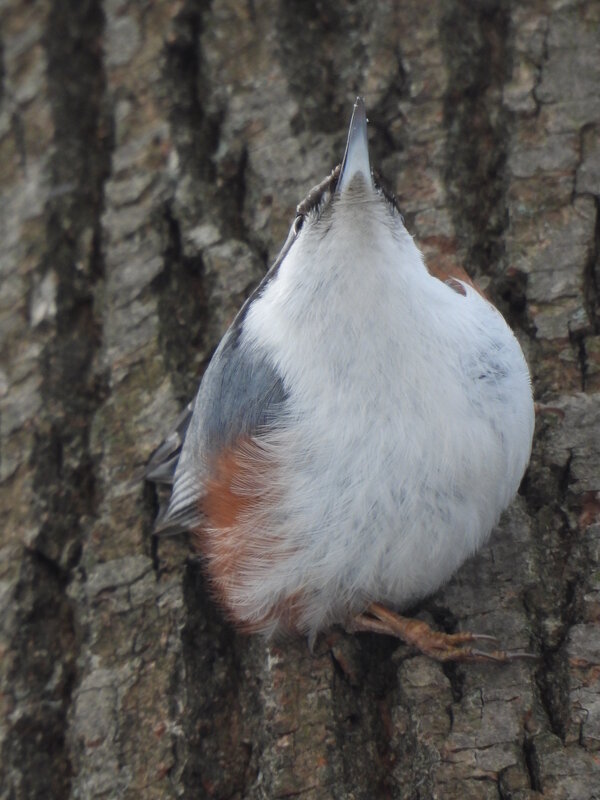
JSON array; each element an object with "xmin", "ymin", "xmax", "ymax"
[{"xmin": 240, "ymin": 232, "xmax": 534, "ymax": 636}]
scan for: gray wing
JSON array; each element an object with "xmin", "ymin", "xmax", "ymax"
[{"xmin": 149, "ymin": 302, "xmax": 287, "ymax": 535}]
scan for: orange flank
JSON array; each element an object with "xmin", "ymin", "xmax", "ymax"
[{"xmin": 198, "ymin": 438, "xmax": 303, "ymax": 633}]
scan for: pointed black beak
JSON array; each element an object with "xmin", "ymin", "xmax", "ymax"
[{"xmin": 337, "ymin": 97, "xmax": 372, "ymax": 193}]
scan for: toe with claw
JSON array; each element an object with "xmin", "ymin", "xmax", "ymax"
[{"xmin": 348, "ymin": 602, "xmax": 537, "ymax": 663}]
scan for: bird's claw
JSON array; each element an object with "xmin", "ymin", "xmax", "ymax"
[
  {"xmin": 463, "ymin": 648, "xmax": 539, "ymax": 664},
  {"xmin": 350, "ymin": 603, "xmax": 538, "ymax": 664}
]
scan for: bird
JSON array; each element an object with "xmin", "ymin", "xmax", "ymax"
[{"xmin": 146, "ymin": 98, "xmax": 535, "ymax": 662}]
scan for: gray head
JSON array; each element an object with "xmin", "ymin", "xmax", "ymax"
[{"xmin": 287, "ymin": 98, "xmax": 407, "ymax": 268}]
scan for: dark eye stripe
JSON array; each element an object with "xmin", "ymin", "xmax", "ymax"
[
  {"xmin": 295, "ymin": 165, "xmax": 341, "ymax": 217},
  {"xmin": 372, "ymin": 169, "xmax": 404, "ymax": 221}
]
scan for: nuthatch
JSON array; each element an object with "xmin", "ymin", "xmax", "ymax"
[{"xmin": 147, "ymin": 98, "xmax": 534, "ymax": 661}]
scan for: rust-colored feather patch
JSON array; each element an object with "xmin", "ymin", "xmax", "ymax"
[
  {"xmin": 427, "ymin": 261, "xmax": 487, "ymax": 299},
  {"xmin": 195, "ymin": 437, "xmax": 303, "ymax": 633},
  {"xmin": 202, "ymin": 438, "xmax": 267, "ymax": 530},
  {"xmin": 420, "ymin": 236, "xmax": 486, "ymax": 298}
]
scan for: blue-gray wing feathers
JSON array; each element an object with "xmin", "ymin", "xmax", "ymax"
[{"xmin": 148, "ymin": 323, "xmax": 286, "ymax": 534}]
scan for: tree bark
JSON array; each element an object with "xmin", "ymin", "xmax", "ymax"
[{"xmin": 1, "ymin": 1, "xmax": 599, "ymax": 798}]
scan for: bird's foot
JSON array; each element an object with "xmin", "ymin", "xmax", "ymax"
[{"xmin": 348, "ymin": 602, "xmax": 537, "ymax": 663}]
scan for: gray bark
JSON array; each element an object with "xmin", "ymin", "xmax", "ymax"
[{"xmin": 1, "ymin": 0, "xmax": 600, "ymax": 798}]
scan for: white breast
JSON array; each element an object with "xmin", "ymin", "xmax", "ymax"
[{"xmin": 240, "ymin": 196, "xmax": 534, "ymax": 636}]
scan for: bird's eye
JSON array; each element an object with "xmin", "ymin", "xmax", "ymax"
[{"xmin": 293, "ymin": 215, "xmax": 304, "ymax": 235}]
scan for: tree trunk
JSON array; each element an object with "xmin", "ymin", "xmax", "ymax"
[{"xmin": 1, "ymin": 1, "xmax": 599, "ymax": 798}]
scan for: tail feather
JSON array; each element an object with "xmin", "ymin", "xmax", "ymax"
[
  {"xmin": 144, "ymin": 402, "xmax": 193, "ymax": 485},
  {"xmin": 144, "ymin": 402, "xmax": 202, "ymax": 535}
]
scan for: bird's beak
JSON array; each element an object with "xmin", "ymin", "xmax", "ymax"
[{"xmin": 337, "ymin": 97, "xmax": 372, "ymax": 194}]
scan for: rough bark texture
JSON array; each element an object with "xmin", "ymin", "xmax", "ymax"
[{"xmin": 1, "ymin": 1, "xmax": 600, "ymax": 798}]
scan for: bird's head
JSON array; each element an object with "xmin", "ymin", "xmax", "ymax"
[{"xmin": 271, "ymin": 97, "xmax": 421, "ymax": 299}]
